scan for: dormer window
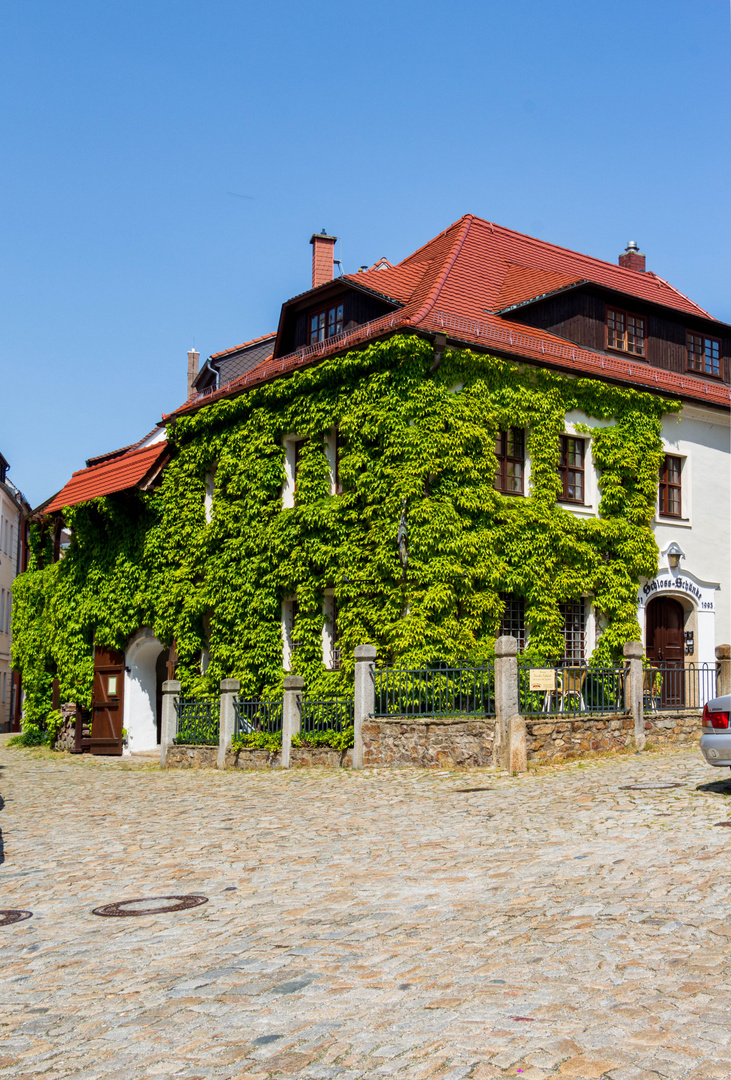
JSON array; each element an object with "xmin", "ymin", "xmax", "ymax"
[
  {"xmin": 687, "ymin": 333, "xmax": 720, "ymax": 377},
  {"xmin": 310, "ymin": 304, "xmax": 344, "ymax": 344},
  {"xmin": 606, "ymin": 307, "xmax": 645, "ymax": 357}
]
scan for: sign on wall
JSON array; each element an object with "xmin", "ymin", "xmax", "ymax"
[{"xmin": 529, "ymin": 669, "xmax": 556, "ymax": 691}]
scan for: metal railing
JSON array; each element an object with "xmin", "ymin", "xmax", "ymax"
[
  {"xmin": 375, "ymin": 664, "xmax": 495, "ymax": 718},
  {"xmin": 174, "ymin": 700, "xmax": 219, "ymax": 745},
  {"xmin": 234, "ymin": 698, "xmax": 283, "ymax": 738},
  {"xmin": 518, "ymin": 662, "xmax": 626, "ymax": 717},
  {"xmin": 301, "ymin": 695, "xmax": 354, "ymax": 735},
  {"xmin": 643, "ymin": 662, "xmax": 717, "ymax": 711}
]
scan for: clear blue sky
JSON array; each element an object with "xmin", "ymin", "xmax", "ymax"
[{"xmin": 2, "ymin": 0, "xmax": 729, "ymax": 505}]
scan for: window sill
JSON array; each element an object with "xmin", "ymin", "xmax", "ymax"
[
  {"xmin": 655, "ymin": 515, "xmax": 692, "ymax": 529},
  {"xmin": 495, "ymin": 489, "xmax": 525, "ymax": 497},
  {"xmin": 684, "ymin": 368, "xmax": 723, "ymax": 381},
  {"xmin": 605, "ymin": 346, "xmax": 648, "ymax": 361}
]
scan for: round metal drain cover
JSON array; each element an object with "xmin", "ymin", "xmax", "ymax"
[
  {"xmin": 0, "ymin": 910, "xmax": 33, "ymax": 927},
  {"xmin": 92, "ymin": 895, "xmax": 208, "ymax": 917},
  {"xmin": 620, "ymin": 784, "xmax": 684, "ymax": 790}
]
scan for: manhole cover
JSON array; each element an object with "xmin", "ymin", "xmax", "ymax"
[
  {"xmin": 92, "ymin": 895, "xmax": 208, "ymax": 917},
  {"xmin": 620, "ymin": 784, "xmax": 684, "ymax": 790},
  {"xmin": 453, "ymin": 787, "xmax": 493, "ymax": 793},
  {"xmin": 0, "ymin": 910, "xmax": 33, "ymax": 927}
]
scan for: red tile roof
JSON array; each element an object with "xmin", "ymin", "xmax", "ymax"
[
  {"xmin": 46, "ymin": 442, "xmax": 169, "ymax": 514},
  {"xmin": 166, "ymin": 214, "xmax": 730, "ymax": 419}
]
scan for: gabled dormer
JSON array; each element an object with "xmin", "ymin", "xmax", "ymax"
[
  {"xmin": 273, "ymin": 231, "xmax": 402, "ymax": 358},
  {"xmin": 493, "ymin": 245, "xmax": 730, "ymax": 384}
]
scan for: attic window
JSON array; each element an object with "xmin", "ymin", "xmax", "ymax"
[
  {"xmin": 310, "ymin": 304, "xmax": 343, "ymax": 344},
  {"xmin": 606, "ymin": 308, "xmax": 645, "ymax": 357},
  {"xmin": 687, "ymin": 333, "xmax": 720, "ymax": 377}
]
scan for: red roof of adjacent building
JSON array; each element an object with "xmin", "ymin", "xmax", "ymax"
[
  {"xmin": 45, "ymin": 442, "xmax": 169, "ymax": 514},
  {"xmin": 210, "ymin": 332, "xmax": 276, "ymax": 360},
  {"xmin": 166, "ymin": 214, "xmax": 730, "ymax": 419}
]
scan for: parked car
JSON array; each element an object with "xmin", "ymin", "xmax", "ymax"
[{"xmin": 700, "ymin": 695, "xmax": 731, "ymax": 769}]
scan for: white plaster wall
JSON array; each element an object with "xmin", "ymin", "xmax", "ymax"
[
  {"xmin": 654, "ymin": 404, "xmax": 731, "ymax": 650},
  {"xmin": 0, "ymin": 486, "xmax": 20, "ymax": 730},
  {"xmin": 124, "ymin": 633, "xmax": 163, "ymax": 752}
]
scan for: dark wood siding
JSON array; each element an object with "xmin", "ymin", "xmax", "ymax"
[
  {"xmin": 506, "ymin": 287, "xmax": 730, "ymax": 384},
  {"xmin": 278, "ymin": 287, "xmax": 396, "ymax": 355}
]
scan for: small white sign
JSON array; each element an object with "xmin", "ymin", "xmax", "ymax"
[{"xmin": 529, "ymin": 669, "xmax": 556, "ymax": 692}]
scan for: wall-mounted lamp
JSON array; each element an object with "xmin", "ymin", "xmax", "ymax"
[{"xmin": 666, "ymin": 542, "xmax": 684, "ymax": 570}]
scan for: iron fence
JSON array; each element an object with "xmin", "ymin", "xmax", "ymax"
[
  {"xmin": 375, "ymin": 664, "xmax": 495, "ymax": 718},
  {"xmin": 518, "ymin": 662, "xmax": 626, "ymax": 717},
  {"xmin": 234, "ymin": 698, "xmax": 283, "ymax": 737},
  {"xmin": 174, "ymin": 700, "xmax": 219, "ymax": 745},
  {"xmin": 301, "ymin": 695, "xmax": 354, "ymax": 735},
  {"xmin": 643, "ymin": 662, "xmax": 717, "ymax": 711}
]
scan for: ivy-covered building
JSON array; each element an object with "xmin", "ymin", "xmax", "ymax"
[{"xmin": 15, "ymin": 216, "xmax": 731, "ymax": 753}]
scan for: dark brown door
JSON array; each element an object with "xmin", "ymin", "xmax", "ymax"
[
  {"xmin": 646, "ymin": 597, "xmax": 685, "ymax": 706},
  {"xmin": 90, "ymin": 647, "xmax": 125, "ymax": 755}
]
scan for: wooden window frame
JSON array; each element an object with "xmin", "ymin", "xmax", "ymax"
[
  {"xmin": 658, "ymin": 454, "xmax": 682, "ymax": 518},
  {"xmin": 495, "ymin": 428, "xmax": 525, "ymax": 495},
  {"xmin": 605, "ymin": 305, "xmax": 646, "ymax": 358},
  {"xmin": 558, "ymin": 436, "xmax": 585, "ymax": 505},
  {"xmin": 309, "ymin": 303, "xmax": 344, "ymax": 345},
  {"xmin": 686, "ymin": 332, "xmax": 721, "ymax": 378}
]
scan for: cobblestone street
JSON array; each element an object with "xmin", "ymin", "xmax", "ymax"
[{"xmin": 1, "ymin": 740, "xmax": 730, "ymax": 1080}]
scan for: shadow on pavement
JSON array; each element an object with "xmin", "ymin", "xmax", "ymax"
[{"xmin": 696, "ymin": 779, "xmax": 731, "ymax": 795}]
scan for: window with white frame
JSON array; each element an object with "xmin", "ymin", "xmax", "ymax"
[
  {"xmin": 322, "ymin": 591, "xmax": 341, "ymax": 669},
  {"xmin": 6, "ymin": 595, "xmax": 11, "ymax": 635},
  {"xmin": 204, "ymin": 468, "xmax": 216, "ymax": 524},
  {"xmin": 658, "ymin": 454, "xmax": 682, "ymax": 518},
  {"xmin": 282, "ymin": 437, "xmax": 305, "ymax": 508},
  {"xmin": 282, "ymin": 597, "xmax": 300, "ymax": 671},
  {"xmin": 0, "ymin": 590, "xmax": 4, "ymax": 635}
]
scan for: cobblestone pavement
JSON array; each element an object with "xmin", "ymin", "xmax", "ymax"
[{"xmin": 1, "ymin": 740, "xmax": 730, "ymax": 1080}]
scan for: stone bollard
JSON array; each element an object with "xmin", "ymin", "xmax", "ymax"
[
  {"xmin": 160, "ymin": 679, "xmax": 181, "ymax": 768},
  {"xmin": 353, "ymin": 645, "xmax": 376, "ymax": 770},
  {"xmin": 494, "ymin": 635, "xmax": 519, "ymax": 768},
  {"xmin": 281, "ymin": 675, "xmax": 304, "ymax": 769},
  {"xmin": 507, "ymin": 713, "xmax": 528, "ymax": 774},
  {"xmin": 623, "ymin": 641, "xmax": 644, "ymax": 751},
  {"xmin": 716, "ymin": 645, "xmax": 731, "ymax": 698},
  {"xmin": 217, "ymin": 679, "xmax": 240, "ymax": 770}
]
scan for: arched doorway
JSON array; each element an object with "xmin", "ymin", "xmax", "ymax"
[
  {"xmin": 645, "ymin": 596, "xmax": 685, "ymax": 707},
  {"xmin": 124, "ymin": 630, "xmax": 169, "ymax": 752}
]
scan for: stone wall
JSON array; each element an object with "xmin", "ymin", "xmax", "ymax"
[
  {"xmin": 164, "ymin": 711, "xmax": 702, "ymax": 770},
  {"xmin": 525, "ymin": 709, "xmax": 702, "ymax": 764},
  {"xmin": 165, "ymin": 744, "xmax": 353, "ymax": 770},
  {"xmin": 362, "ymin": 716, "xmax": 495, "ymax": 768}
]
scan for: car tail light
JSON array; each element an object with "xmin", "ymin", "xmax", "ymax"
[{"xmin": 703, "ymin": 704, "xmax": 730, "ymax": 729}]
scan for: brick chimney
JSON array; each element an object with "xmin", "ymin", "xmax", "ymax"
[
  {"xmin": 619, "ymin": 241, "xmax": 646, "ymax": 273},
  {"xmin": 310, "ymin": 229, "xmax": 337, "ymax": 288},
  {"xmin": 187, "ymin": 347, "xmax": 200, "ymax": 400}
]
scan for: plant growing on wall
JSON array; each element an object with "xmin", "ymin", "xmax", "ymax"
[{"xmin": 12, "ymin": 334, "xmax": 678, "ymax": 741}]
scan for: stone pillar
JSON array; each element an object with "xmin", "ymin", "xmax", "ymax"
[
  {"xmin": 623, "ymin": 641, "xmax": 644, "ymax": 751},
  {"xmin": 159, "ymin": 679, "xmax": 181, "ymax": 768},
  {"xmin": 353, "ymin": 645, "xmax": 377, "ymax": 770},
  {"xmin": 716, "ymin": 645, "xmax": 731, "ymax": 698},
  {"xmin": 282, "ymin": 675, "xmax": 304, "ymax": 769},
  {"xmin": 494, "ymin": 635, "xmax": 519, "ymax": 768},
  {"xmin": 217, "ymin": 679, "xmax": 240, "ymax": 770},
  {"xmin": 507, "ymin": 713, "xmax": 528, "ymax": 774}
]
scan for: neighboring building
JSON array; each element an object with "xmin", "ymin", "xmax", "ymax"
[
  {"xmin": 0, "ymin": 452, "xmax": 29, "ymax": 732},
  {"xmin": 15, "ymin": 216, "xmax": 731, "ymax": 753}
]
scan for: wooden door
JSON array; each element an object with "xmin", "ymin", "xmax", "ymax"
[
  {"xmin": 90, "ymin": 646, "xmax": 125, "ymax": 755},
  {"xmin": 645, "ymin": 597, "xmax": 685, "ymax": 706}
]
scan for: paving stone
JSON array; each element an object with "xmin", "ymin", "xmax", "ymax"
[{"xmin": 1, "ymin": 741, "xmax": 731, "ymax": 1076}]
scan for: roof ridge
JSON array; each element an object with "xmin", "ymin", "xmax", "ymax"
[
  {"xmin": 397, "ymin": 214, "xmax": 473, "ymax": 267},
  {"xmin": 406, "ymin": 215, "xmax": 474, "ymax": 327}
]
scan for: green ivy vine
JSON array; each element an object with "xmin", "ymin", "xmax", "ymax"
[{"xmin": 12, "ymin": 334, "xmax": 679, "ymax": 738}]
